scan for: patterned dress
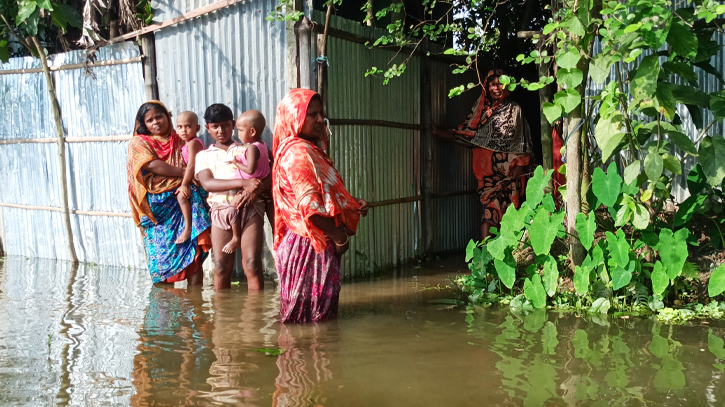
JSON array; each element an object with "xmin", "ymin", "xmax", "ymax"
[{"xmin": 453, "ymin": 71, "xmax": 533, "ymax": 227}]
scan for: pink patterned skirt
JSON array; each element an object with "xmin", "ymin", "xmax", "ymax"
[{"xmin": 275, "ymin": 229, "xmax": 341, "ymax": 323}]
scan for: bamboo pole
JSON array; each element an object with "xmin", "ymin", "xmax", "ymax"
[
  {"xmin": 0, "ymin": 134, "xmax": 132, "ymax": 145},
  {"xmin": 31, "ymin": 36, "xmax": 78, "ymax": 264},
  {"xmin": 0, "ymin": 56, "xmax": 143, "ymax": 75},
  {"xmin": 328, "ymin": 119, "xmax": 423, "ymax": 130},
  {"xmin": 140, "ymin": 34, "xmax": 159, "ymax": 100},
  {"xmin": 420, "ymin": 51, "xmax": 434, "ymax": 258},
  {"xmin": 0, "ymin": 202, "xmax": 131, "ymax": 217}
]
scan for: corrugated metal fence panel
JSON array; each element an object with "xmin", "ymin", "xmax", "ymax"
[
  {"xmin": 429, "ymin": 60, "xmax": 480, "ymax": 252},
  {"xmin": 0, "ymin": 43, "xmax": 147, "ymax": 268},
  {"xmin": 319, "ymin": 13, "xmax": 421, "ymax": 277},
  {"xmin": 0, "ymin": 57, "xmax": 54, "ymax": 139},
  {"xmin": 152, "ymin": 0, "xmax": 287, "ymax": 148}
]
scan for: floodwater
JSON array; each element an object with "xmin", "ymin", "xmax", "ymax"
[{"xmin": 1, "ymin": 256, "xmax": 725, "ymax": 407}]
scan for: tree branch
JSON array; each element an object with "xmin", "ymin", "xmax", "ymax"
[{"xmin": 0, "ymin": 13, "xmax": 35, "ymax": 55}]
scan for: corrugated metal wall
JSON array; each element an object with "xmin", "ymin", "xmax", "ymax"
[
  {"xmin": 0, "ymin": 43, "xmax": 147, "ymax": 267},
  {"xmin": 152, "ymin": 0, "xmax": 288, "ymax": 149},
  {"xmin": 312, "ymin": 12, "xmax": 481, "ymax": 276}
]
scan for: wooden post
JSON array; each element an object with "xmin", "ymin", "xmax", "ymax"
[
  {"xmin": 420, "ymin": 54, "xmax": 434, "ymax": 258},
  {"xmin": 31, "ymin": 36, "xmax": 78, "ymax": 264},
  {"xmin": 298, "ymin": 18, "xmax": 312, "ymax": 89},
  {"xmin": 140, "ymin": 34, "xmax": 159, "ymax": 100},
  {"xmin": 286, "ymin": 0, "xmax": 303, "ymax": 89},
  {"xmin": 316, "ymin": 4, "xmax": 333, "ymax": 115},
  {"xmin": 0, "ymin": 205, "xmax": 5, "ymax": 256}
]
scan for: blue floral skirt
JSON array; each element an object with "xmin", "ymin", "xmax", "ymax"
[{"xmin": 139, "ymin": 185, "xmax": 211, "ymax": 283}]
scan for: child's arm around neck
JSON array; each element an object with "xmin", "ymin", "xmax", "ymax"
[{"xmin": 233, "ymin": 144, "xmax": 260, "ymax": 175}]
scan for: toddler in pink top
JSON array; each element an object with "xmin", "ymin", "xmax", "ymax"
[
  {"xmin": 175, "ymin": 111, "xmax": 205, "ymax": 244},
  {"xmin": 229, "ymin": 110, "xmax": 275, "ymax": 237}
]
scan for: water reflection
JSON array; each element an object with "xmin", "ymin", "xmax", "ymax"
[{"xmin": 3, "ymin": 256, "xmax": 725, "ymax": 406}]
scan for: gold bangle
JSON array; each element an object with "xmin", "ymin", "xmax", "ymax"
[{"xmin": 334, "ymin": 234, "xmax": 349, "ymax": 247}]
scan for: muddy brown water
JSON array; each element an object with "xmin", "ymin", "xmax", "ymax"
[{"xmin": 2, "ymin": 256, "xmax": 725, "ymax": 406}]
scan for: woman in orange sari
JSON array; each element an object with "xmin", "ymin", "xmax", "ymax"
[
  {"xmin": 127, "ymin": 101, "xmax": 212, "ymax": 285},
  {"xmin": 272, "ymin": 89, "xmax": 369, "ymax": 323},
  {"xmin": 433, "ymin": 69, "xmax": 533, "ymax": 241}
]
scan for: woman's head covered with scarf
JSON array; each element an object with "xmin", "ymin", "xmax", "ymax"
[
  {"xmin": 134, "ymin": 100, "xmax": 173, "ymax": 137},
  {"xmin": 454, "ymin": 69, "xmax": 512, "ymax": 138},
  {"xmin": 127, "ymin": 100, "xmax": 183, "ymax": 225},
  {"xmin": 272, "ymin": 89, "xmax": 360, "ymax": 253}
]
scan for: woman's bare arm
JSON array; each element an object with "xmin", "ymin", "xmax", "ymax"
[{"xmin": 141, "ymin": 160, "xmax": 185, "ymax": 177}]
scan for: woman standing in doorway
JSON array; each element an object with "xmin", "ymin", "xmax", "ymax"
[
  {"xmin": 433, "ymin": 69, "xmax": 534, "ymax": 241},
  {"xmin": 272, "ymin": 89, "xmax": 369, "ymax": 323}
]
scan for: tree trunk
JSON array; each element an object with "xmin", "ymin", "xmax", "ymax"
[{"xmin": 31, "ymin": 36, "xmax": 78, "ymax": 264}]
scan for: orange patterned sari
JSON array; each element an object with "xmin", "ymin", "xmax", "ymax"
[{"xmin": 272, "ymin": 89, "xmax": 360, "ymax": 254}]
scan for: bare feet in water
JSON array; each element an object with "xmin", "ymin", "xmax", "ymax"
[
  {"xmin": 222, "ymin": 236, "xmax": 239, "ymax": 254},
  {"xmin": 175, "ymin": 227, "xmax": 192, "ymax": 244}
]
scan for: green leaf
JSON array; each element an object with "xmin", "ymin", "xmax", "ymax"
[
  {"xmin": 661, "ymin": 83, "xmax": 710, "ymax": 108},
  {"xmin": 606, "ymin": 230, "xmax": 629, "ymax": 268},
  {"xmin": 23, "ymin": 9, "xmax": 39, "ymax": 36},
  {"xmin": 594, "ymin": 113, "xmax": 626, "ymax": 161},
  {"xmin": 557, "ymin": 68, "xmax": 584, "ymax": 89},
  {"xmin": 543, "ymin": 102, "xmax": 563, "ymax": 123},
  {"xmin": 674, "ymin": 193, "xmax": 707, "ymax": 227},
  {"xmin": 589, "ymin": 53, "xmax": 613, "ymax": 85},
  {"xmin": 465, "ymin": 239, "xmax": 477, "ymax": 262},
  {"xmin": 699, "ymin": 135, "xmax": 725, "ymax": 187},
  {"xmin": 623, "ymin": 160, "xmax": 641, "ymax": 185},
  {"xmin": 662, "ymin": 154, "xmax": 682, "ymax": 175},
  {"xmin": 654, "ymin": 84, "xmax": 677, "ymax": 120},
  {"xmin": 644, "ymin": 150, "xmax": 664, "ymax": 181},
  {"xmin": 662, "ymin": 61, "xmax": 698, "ymax": 86},
  {"xmin": 530, "ymin": 209, "xmax": 559, "ymax": 256},
  {"xmin": 709, "ymin": 263, "xmax": 725, "ymax": 297},
  {"xmin": 0, "ymin": 39, "xmax": 9, "ymax": 64},
  {"xmin": 494, "ymin": 250, "xmax": 517, "ymax": 289},
  {"xmin": 554, "ymin": 88, "xmax": 581, "ymax": 114},
  {"xmin": 667, "ymin": 20, "xmax": 698, "ymax": 59},
  {"xmin": 710, "ymin": 95, "xmax": 725, "ymax": 119},
  {"xmin": 542, "ymin": 257, "xmax": 558, "ymax": 297},
  {"xmin": 16, "ymin": 1, "xmax": 37, "ymax": 25},
  {"xmin": 575, "ymin": 211, "xmax": 596, "ymax": 250},
  {"xmin": 632, "ymin": 203, "xmax": 650, "ymax": 230},
  {"xmin": 557, "ymin": 49, "xmax": 581, "ymax": 70},
  {"xmin": 687, "ymin": 164, "xmax": 708, "ymax": 193},
  {"xmin": 659, "ymin": 228, "xmax": 689, "ymax": 279},
  {"xmin": 525, "ymin": 166, "xmax": 551, "ymax": 208},
  {"xmin": 542, "ymin": 194, "xmax": 556, "ymax": 213},
  {"xmin": 651, "ymin": 261, "xmax": 669, "ymax": 296},
  {"xmin": 251, "ymin": 347, "xmax": 286, "ymax": 356},
  {"xmin": 592, "ymin": 161, "xmax": 622, "ymax": 208},
  {"xmin": 574, "ymin": 264, "xmax": 590, "ymax": 296},
  {"xmin": 49, "ymin": 3, "xmax": 82, "ymax": 30},
  {"xmin": 666, "ymin": 131, "xmax": 698, "ymax": 156},
  {"xmin": 487, "ymin": 235, "xmax": 512, "ymax": 261},
  {"xmin": 612, "ymin": 262, "xmax": 634, "ymax": 290},
  {"xmin": 708, "ymin": 331, "xmax": 725, "ymax": 360},
  {"xmin": 500, "ymin": 205, "xmax": 528, "ymax": 237},
  {"xmin": 589, "ymin": 297, "xmax": 611, "ymax": 314},
  {"xmin": 631, "ymin": 55, "xmax": 661, "ymax": 104},
  {"xmin": 524, "ymin": 274, "xmax": 547, "ymax": 309}
]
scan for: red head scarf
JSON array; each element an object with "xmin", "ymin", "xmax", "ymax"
[
  {"xmin": 272, "ymin": 89, "xmax": 360, "ymax": 253},
  {"xmin": 127, "ymin": 101, "xmax": 185, "ymax": 225},
  {"xmin": 453, "ymin": 69, "xmax": 510, "ymax": 138}
]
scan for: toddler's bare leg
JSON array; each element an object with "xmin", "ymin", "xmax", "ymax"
[
  {"xmin": 222, "ymin": 210, "xmax": 242, "ymax": 254},
  {"xmin": 175, "ymin": 194, "xmax": 193, "ymax": 244}
]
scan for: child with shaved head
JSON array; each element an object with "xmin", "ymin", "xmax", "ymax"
[
  {"xmin": 175, "ymin": 111, "xmax": 205, "ymax": 243},
  {"xmin": 227, "ymin": 110, "xmax": 274, "ymax": 247}
]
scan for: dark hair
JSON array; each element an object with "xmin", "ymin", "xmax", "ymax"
[
  {"xmin": 135, "ymin": 102, "xmax": 170, "ymax": 135},
  {"xmin": 204, "ymin": 103, "xmax": 234, "ymax": 124}
]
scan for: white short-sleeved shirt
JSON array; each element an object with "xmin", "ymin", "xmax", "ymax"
[{"xmin": 195, "ymin": 142, "xmax": 248, "ymax": 206}]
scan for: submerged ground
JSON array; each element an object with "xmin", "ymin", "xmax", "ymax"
[{"xmin": 0, "ymin": 255, "xmax": 724, "ymax": 406}]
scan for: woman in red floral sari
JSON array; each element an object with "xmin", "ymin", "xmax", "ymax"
[
  {"xmin": 433, "ymin": 69, "xmax": 533, "ymax": 241},
  {"xmin": 272, "ymin": 89, "xmax": 369, "ymax": 323}
]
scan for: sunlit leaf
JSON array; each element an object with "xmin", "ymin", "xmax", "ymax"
[
  {"xmin": 525, "ymin": 166, "xmax": 551, "ymax": 208},
  {"xmin": 530, "ymin": 209, "xmax": 559, "ymax": 256},
  {"xmin": 594, "ymin": 113, "xmax": 626, "ymax": 161},
  {"xmin": 543, "ymin": 102, "xmax": 563, "ymax": 123},
  {"xmin": 659, "ymin": 228, "xmax": 689, "ymax": 279},
  {"xmin": 542, "ymin": 256, "xmax": 558, "ymax": 297},
  {"xmin": 651, "ymin": 261, "xmax": 669, "ymax": 296},
  {"xmin": 612, "ymin": 262, "xmax": 634, "ymax": 290},
  {"xmin": 709, "ymin": 263, "xmax": 725, "ymax": 297},
  {"xmin": 575, "ymin": 211, "xmax": 596, "ymax": 250},
  {"xmin": 592, "ymin": 161, "xmax": 622, "ymax": 208},
  {"xmin": 606, "ymin": 230, "xmax": 629, "ymax": 268},
  {"xmin": 699, "ymin": 135, "xmax": 725, "ymax": 187},
  {"xmin": 574, "ymin": 264, "xmax": 590, "ymax": 296},
  {"xmin": 524, "ymin": 274, "xmax": 547, "ymax": 309},
  {"xmin": 494, "ymin": 250, "xmax": 517, "ymax": 289},
  {"xmin": 644, "ymin": 150, "xmax": 664, "ymax": 181}
]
